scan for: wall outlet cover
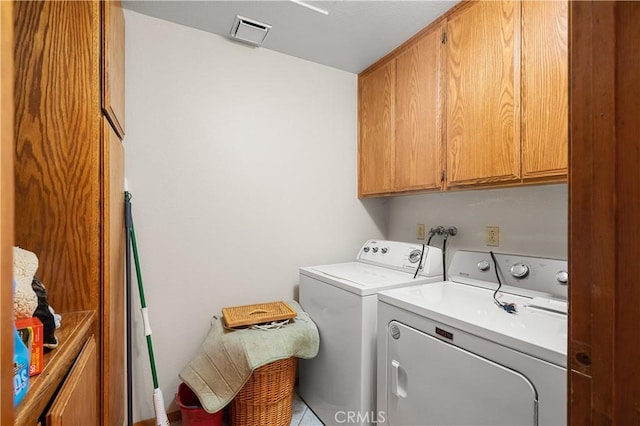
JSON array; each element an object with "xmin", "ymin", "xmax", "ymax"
[{"xmin": 486, "ymin": 226, "xmax": 500, "ymax": 246}]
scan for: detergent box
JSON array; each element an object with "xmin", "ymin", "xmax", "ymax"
[{"xmin": 15, "ymin": 317, "xmax": 44, "ymax": 376}]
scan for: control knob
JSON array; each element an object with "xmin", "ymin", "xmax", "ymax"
[
  {"xmin": 510, "ymin": 263, "xmax": 530, "ymax": 279},
  {"xmin": 363, "ymin": 247, "xmax": 370, "ymax": 253},
  {"xmin": 408, "ymin": 249, "xmax": 422, "ymax": 263},
  {"xmin": 372, "ymin": 247, "xmax": 379, "ymax": 253},
  {"xmin": 556, "ymin": 270, "xmax": 569, "ymax": 285},
  {"xmin": 477, "ymin": 260, "xmax": 490, "ymax": 272},
  {"xmin": 381, "ymin": 247, "xmax": 389, "ymax": 254}
]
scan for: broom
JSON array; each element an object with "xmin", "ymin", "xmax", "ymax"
[{"xmin": 125, "ymin": 191, "xmax": 170, "ymax": 426}]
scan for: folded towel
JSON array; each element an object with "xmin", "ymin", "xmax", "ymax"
[{"xmin": 179, "ymin": 300, "xmax": 319, "ymax": 413}]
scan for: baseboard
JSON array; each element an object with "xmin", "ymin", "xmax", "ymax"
[{"xmin": 133, "ymin": 410, "xmax": 181, "ymax": 426}]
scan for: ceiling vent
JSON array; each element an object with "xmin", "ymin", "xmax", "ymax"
[{"xmin": 229, "ymin": 15, "xmax": 272, "ymax": 47}]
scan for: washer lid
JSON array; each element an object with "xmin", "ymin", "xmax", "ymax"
[
  {"xmin": 378, "ymin": 282, "xmax": 568, "ymax": 367},
  {"xmin": 300, "ymin": 262, "xmax": 438, "ymax": 296}
]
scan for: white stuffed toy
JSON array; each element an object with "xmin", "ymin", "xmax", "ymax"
[{"xmin": 13, "ymin": 246, "xmax": 39, "ymax": 320}]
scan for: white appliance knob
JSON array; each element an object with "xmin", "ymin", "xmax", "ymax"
[
  {"xmin": 363, "ymin": 247, "xmax": 370, "ymax": 253},
  {"xmin": 381, "ymin": 247, "xmax": 389, "ymax": 254},
  {"xmin": 556, "ymin": 270, "xmax": 569, "ymax": 285},
  {"xmin": 408, "ymin": 249, "xmax": 422, "ymax": 263},
  {"xmin": 477, "ymin": 260, "xmax": 490, "ymax": 271},
  {"xmin": 510, "ymin": 263, "xmax": 530, "ymax": 278},
  {"xmin": 372, "ymin": 247, "xmax": 379, "ymax": 253}
]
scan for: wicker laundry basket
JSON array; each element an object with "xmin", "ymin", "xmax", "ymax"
[{"xmin": 230, "ymin": 357, "xmax": 297, "ymax": 426}]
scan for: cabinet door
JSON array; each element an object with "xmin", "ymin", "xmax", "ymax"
[
  {"xmin": 521, "ymin": 0, "xmax": 568, "ymax": 180},
  {"xmin": 395, "ymin": 24, "xmax": 445, "ymax": 192},
  {"xmin": 102, "ymin": 0, "xmax": 125, "ymax": 138},
  {"xmin": 102, "ymin": 120, "xmax": 125, "ymax": 426},
  {"xmin": 46, "ymin": 337, "xmax": 98, "ymax": 426},
  {"xmin": 446, "ymin": 1, "xmax": 520, "ymax": 187},
  {"xmin": 358, "ymin": 60, "xmax": 395, "ymax": 197}
]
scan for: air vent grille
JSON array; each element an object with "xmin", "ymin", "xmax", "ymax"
[{"xmin": 229, "ymin": 15, "xmax": 272, "ymax": 47}]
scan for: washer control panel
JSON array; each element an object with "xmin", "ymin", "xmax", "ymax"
[{"xmin": 357, "ymin": 240, "xmax": 443, "ymax": 277}]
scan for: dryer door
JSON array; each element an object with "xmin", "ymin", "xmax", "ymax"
[{"xmin": 386, "ymin": 321, "xmax": 538, "ymax": 426}]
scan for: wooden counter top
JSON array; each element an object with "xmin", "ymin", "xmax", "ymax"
[{"xmin": 15, "ymin": 310, "xmax": 96, "ymax": 426}]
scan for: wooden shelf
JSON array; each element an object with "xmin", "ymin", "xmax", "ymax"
[{"xmin": 15, "ymin": 310, "xmax": 96, "ymax": 426}]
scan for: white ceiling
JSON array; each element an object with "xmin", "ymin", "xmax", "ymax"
[{"xmin": 122, "ymin": 0, "xmax": 458, "ymax": 73}]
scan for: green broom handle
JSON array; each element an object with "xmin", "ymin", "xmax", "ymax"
[{"xmin": 130, "ymin": 218, "xmax": 160, "ymax": 390}]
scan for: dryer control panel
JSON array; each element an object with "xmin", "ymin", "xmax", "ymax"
[
  {"xmin": 357, "ymin": 240, "xmax": 443, "ymax": 278},
  {"xmin": 448, "ymin": 250, "xmax": 568, "ymax": 300}
]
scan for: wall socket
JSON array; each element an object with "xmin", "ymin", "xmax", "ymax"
[
  {"xmin": 416, "ymin": 224, "xmax": 426, "ymax": 240},
  {"xmin": 486, "ymin": 226, "xmax": 500, "ymax": 246}
]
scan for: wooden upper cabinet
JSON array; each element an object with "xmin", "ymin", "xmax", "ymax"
[
  {"xmin": 395, "ymin": 23, "xmax": 445, "ymax": 192},
  {"xmin": 102, "ymin": 0, "xmax": 125, "ymax": 138},
  {"xmin": 357, "ymin": 0, "xmax": 568, "ymax": 197},
  {"xmin": 521, "ymin": 0, "xmax": 568, "ymax": 180},
  {"xmin": 445, "ymin": 0, "xmax": 521, "ymax": 188},
  {"xmin": 358, "ymin": 60, "xmax": 395, "ymax": 197}
]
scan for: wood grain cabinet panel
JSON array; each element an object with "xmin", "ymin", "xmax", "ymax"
[
  {"xmin": 102, "ymin": 120, "xmax": 125, "ymax": 426},
  {"xmin": 445, "ymin": 0, "xmax": 520, "ymax": 188},
  {"xmin": 0, "ymin": 2, "xmax": 14, "ymax": 424},
  {"xmin": 395, "ymin": 24, "xmax": 444, "ymax": 192},
  {"xmin": 102, "ymin": 0, "xmax": 125, "ymax": 138},
  {"xmin": 14, "ymin": 0, "xmax": 101, "ymax": 316},
  {"xmin": 358, "ymin": 60, "xmax": 395, "ymax": 196},
  {"xmin": 46, "ymin": 337, "xmax": 98, "ymax": 426},
  {"xmin": 521, "ymin": 0, "xmax": 568, "ymax": 180}
]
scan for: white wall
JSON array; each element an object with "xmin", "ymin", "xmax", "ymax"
[
  {"xmin": 124, "ymin": 11, "xmax": 388, "ymax": 421},
  {"xmin": 387, "ymin": 184, "xmax": 568, "ymax": 261}
]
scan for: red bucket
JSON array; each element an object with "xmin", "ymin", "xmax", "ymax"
[{"xmin": 177, "ymin": 382, "xmax": 223, "ymax": 426}]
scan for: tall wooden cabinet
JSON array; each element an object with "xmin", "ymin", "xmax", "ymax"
[{"xmin": 12, "ymin": 0, "xmax": 125, "ymax": 424}]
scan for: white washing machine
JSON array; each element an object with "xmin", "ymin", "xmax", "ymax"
[
  {"xmin": 377, "ymin": 250, "xmax": 568, "ymax": 426},
  {"xmin": 299, "ymin": 240, "xmax": 443, "ymax": 426}
]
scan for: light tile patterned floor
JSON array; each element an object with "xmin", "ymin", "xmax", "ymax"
[
  {"xmin": 171, "ymin": 390, "xmax": 323, "ymax": 426},
  {"xmin": 291, "ymin": 391, "xmax": 323, "ymax": 425}
]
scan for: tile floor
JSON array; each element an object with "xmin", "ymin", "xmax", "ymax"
[
  {"xmin": 291, "ymin": 391, "xmax": 323, "ymax": 425},
  {"xmin": 171, "ymin": 390, "xmax": 323, "ymax": 425}
]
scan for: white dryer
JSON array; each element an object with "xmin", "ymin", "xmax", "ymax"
[
  {"xmin": 299, "ymin": 240, "xmax": 443, "ymax": 426},
  {"xmin": 377, "ymin": 250, "xmax": 568, "ymax": 426}
]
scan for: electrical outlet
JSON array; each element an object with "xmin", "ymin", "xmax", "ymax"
[
  {"xmin": 486, "ymin": 226, "xmax": 500, "ymax": 246},
  {"xmin": 417, "ymin": 224, "xmax": 426, "ymax": 240}
]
